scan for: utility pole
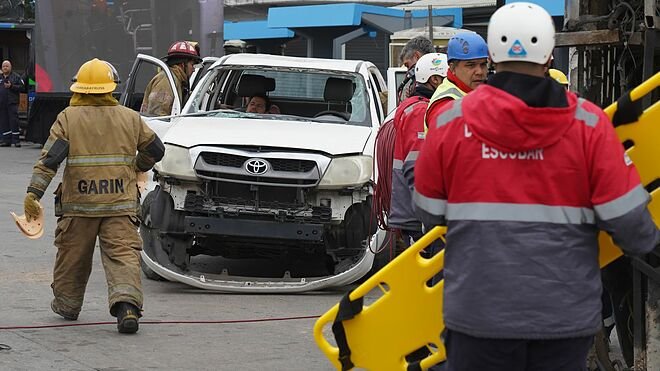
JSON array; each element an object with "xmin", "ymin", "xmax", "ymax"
[{"xmin": 427, "ymin": 6, "xmax": 433, "ymax": 45}]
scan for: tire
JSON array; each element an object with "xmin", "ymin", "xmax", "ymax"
[
  {"xmin": 139, "ymin": 190, "xmax": 166, "ymax": 281},
  {"xmin": 140, "ymin": 255, "xmax": 165, "ymax": 281}
]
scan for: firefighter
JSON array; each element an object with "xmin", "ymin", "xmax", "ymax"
[
  {"xmin": 140, "ymin": 40, "xmax": 202, "ymax": 116},
  {"xmin": 424, "ymin": 32, "xmax": 488, "ymax": 129},
  {"xmin": 414, "ymin": 3, "xmax": 659, "ymax": 369},
  {"xmin": 390, "ymin": 53, "xmax": 448, "ymax": 246},
  {"xmin": 23, "ymin": 58, "xmax": 165, "ymax": 333}
]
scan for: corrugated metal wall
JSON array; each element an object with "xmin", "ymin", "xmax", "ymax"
[{"xmin": 345, "ymin": 32, "xmax": 389, "ymax": 76}]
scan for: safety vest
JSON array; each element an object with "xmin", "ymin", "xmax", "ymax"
[{"xmin": 424, "ymin": 78, "xmax": 468, "ymax": 130}]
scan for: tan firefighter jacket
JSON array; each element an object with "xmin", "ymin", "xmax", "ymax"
[
  {"xmin": 28, "ymin": 93, "xmax": 165, "ymax": 217},
  {"xmin": 140, "ymin": 64, "xmax": 189, "ymax": 117}
]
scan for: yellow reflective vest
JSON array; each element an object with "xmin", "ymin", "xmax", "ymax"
[{"xmin": 424, "ymin": 78, "xmax": 468, "ymax": 131}]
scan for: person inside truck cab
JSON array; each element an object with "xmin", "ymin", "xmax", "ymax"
[
  {"xmin": 246, "ymin": 94, "xmax": 270, "ymax": 114},
  {"xmin": 140, "ymin": 41, "xmax": 202, "ymax": 116}
]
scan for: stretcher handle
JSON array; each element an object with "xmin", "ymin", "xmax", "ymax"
[
  {"xmin": 604, "ymin": 71, "xmax": 660, "ymax": 119},
  {"xmin": 313, "ymin": 227, "xmax": 447, "ymax": 369}
]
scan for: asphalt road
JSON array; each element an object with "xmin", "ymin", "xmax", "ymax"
[{"xmin": 0, "ymin": 143, "xmax": 349, "ymax": 371}]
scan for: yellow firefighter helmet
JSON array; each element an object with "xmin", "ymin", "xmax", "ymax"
[{"xmin": 70, "ymin": 58, "xmax": 120, "ymax": 94}]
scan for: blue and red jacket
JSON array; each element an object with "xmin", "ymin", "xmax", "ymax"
[
  {"xmin": 414, "ymin": 72, "xmax": 659, "ymax": 339},
  {"xmin": 389, "ymin": 85, "xmax": 433, "ymax": 231}
]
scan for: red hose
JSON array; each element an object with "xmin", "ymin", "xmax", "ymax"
[
  {"xmin": 372, "ymin": 118, "xmax": 396, "ymax": 231},
  {"xmin": 0, "ymin": 315, "xmax": 320, "ymax": 331}
]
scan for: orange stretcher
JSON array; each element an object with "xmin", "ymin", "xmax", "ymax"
[{"xmin": 314, "ymin": 72, "xmax": 660, "ymax": 370}]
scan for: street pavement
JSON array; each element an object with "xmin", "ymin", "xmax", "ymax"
[{"xmin": 0, "ymin": 143, "xmax": 350, "ymax": 371}]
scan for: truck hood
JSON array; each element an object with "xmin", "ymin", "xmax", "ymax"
[{"xmin": 163, "ymin": 116, "xmax": 372, "ymax": 155}]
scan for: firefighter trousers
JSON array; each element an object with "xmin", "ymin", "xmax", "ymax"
[{"xmin": 51, "ymin": 215, "xmax": 143, "ymax": 317}]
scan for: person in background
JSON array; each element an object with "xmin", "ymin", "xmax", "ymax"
[
  {"xmin": 390, "ymin": 53, "xmax": 448, "ymax": 247},
  {"xmin": 0, "ymin": 60, "xmax": 25, "ymax": 147},
  {"xmin": 424, "ymin": 32, "xmax": 488, "ymax": 130},
  {"xmin": 397, "ymin": 36, "xmax": 435, "ymax": 103},
  {"xmin": 140, "ymin": 41, "xmax": 202, "ymax": 116}
]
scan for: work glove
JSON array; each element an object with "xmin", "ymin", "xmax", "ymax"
[{"xmin": 24, "ymin": 192, "xmax": 41, "ymax": 222}]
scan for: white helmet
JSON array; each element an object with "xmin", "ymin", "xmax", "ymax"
[
  {"xmin": 415, "ymin": 53, "xmax": 449, "ymax": 83},
  {"xmin": 487, "ymin": 2, "xmax": 555, "ymax": 65}
]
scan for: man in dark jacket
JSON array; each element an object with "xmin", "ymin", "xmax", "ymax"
[
  {"xmin": 0, "ymin": 60, "xmax": 25, "ymax": 147},
  {"xmin": 414, "ymin": 3, "xmax": 660, "ymax": 370}
]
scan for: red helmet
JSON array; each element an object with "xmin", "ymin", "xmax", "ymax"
[{"xmin": 163, "ymin": 41, "xmax": 202, "ymax": 63}]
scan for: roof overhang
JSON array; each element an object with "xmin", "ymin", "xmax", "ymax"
[{"xmin": 224, "ymin": 20, "xmax": 294, "ymax": 40}]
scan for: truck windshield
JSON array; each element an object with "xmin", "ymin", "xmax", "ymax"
[{"xmin": 188, "ymin": 67, "xmax": 372, "ymax": 127}]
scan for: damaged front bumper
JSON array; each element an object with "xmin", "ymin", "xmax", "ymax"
[{"xmin": 140, "ymin": 228, "xmax": 388, "ymax": 293}]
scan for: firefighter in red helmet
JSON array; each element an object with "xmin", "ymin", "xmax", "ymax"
[{"xmin": 140, "ymin": 41, "xmax": 202, "ymax": 117}]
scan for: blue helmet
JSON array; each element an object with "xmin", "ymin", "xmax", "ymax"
[{"xmin": 447, "ymin": 32, "xmax": 489, "ymax": 61}]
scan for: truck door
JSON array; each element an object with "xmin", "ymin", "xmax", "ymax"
[
  {"xmin": 386, "ymin": 67, "xmax": 406, "ymax": 115},
  {"xmin": 189, "ymin": 56, "xmax": 220, "ymax": 92},
  {"xmin": 119, "ymin": 54, "xmax": 180, "ymax": 139}
]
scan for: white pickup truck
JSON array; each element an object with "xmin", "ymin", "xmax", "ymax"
[{"xmin": 119, "ymin": 53, "xmax": 391, "ymax": 292}]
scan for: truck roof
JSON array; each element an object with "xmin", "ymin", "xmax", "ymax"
[{"xmin": 221, "ymin": 53, "xmax": 366, "ymax": 72}]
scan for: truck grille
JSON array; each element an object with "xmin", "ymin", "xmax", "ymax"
[
  {"xmin": 200, "ymin": 152, "xmax": 316, "ymax": 173},
  {"xmin": 184, "ymin": 181, "xmax": 332, "ymax": 223}
]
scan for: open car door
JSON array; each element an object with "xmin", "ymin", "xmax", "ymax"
[
  {"xmin": 119, "ymin": 54, "xmax": 181, "ymax": 139},
  {"xmin": 119, "ymin": 54, "xmax": 181, "ymax": 199}
]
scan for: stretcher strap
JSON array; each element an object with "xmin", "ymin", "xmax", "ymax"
[
  {"xmin": 331, "ymin": 292, "xmax": 364, "ymax": 371},
  {"xmin": 405, "ymin": 346, "xmax": 431, "ymax": 371},
  {"xmin": 612, "ymin": 91, "xmax": 642, "ymax": 127}
]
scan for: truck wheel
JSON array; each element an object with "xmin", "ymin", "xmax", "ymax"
[
  {"xmin": 139, "ymin": 190, "xmax": 166, "ymax": 281},
  {"xmin": 140, "ymin": 255, "xmax": 165, "ymax": 281},
  {"xmin": 366, "ymin": 230, "xmax": 397, "ymax": 278}
]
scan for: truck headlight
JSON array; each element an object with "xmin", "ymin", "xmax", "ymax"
[
  {"xmin": 319, "ymin": 155, "xmax": 372, "ymax": 189},
  {"xmin": 156, "ymin": 144, "xmax": 198, "ymax": 181}
]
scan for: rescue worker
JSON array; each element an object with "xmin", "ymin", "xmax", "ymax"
[
  {"xmin": 23, "ymin": 58, "xmax": 165, "ymax": 334},
  {"xmin": 424, "ymin": 32, "xmax": 488, "ymax": 129},
  {"xmin": 414, "ymin": 3, "xmax": 660, "ymax": 369},
  {"xmin": 549, "ymin": 68, "xmax": 570, "ymax": 90},
  {"xmin": 390, "ymin": 53, "xmax": 448, "ymax": 246},
  {"xmin": 0, "ymin": 60, "xmax": 25, "ymax": 147},
  {"xmin": 397, "ymin": 36, "xmax": 435, "ymax": 103},
  {"xmin": 140, "ymin": 41, "xmax": 202, "ymax": 116}
]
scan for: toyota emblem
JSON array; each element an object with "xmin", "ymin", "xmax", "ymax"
[{"xmin": 244, "ymin": 158, "xmax": 269, "ymax": 175}]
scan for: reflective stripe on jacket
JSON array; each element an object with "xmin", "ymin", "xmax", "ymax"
[{"xmin": 29, "ymin": 104, "xmax": 163, "ymax": 217}]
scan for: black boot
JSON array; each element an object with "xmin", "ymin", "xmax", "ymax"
[
  {"xmin": 114, "ymin": 302, "xmax": 140, "ymax": 334},
  {"xmin": 0, "ymin": 142, "xmax": 10, "ymax": 147}
]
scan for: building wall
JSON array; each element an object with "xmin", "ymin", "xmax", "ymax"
[{"xmin": 345, "ymin": 32, "xmax": 389, "ymax": 75}]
